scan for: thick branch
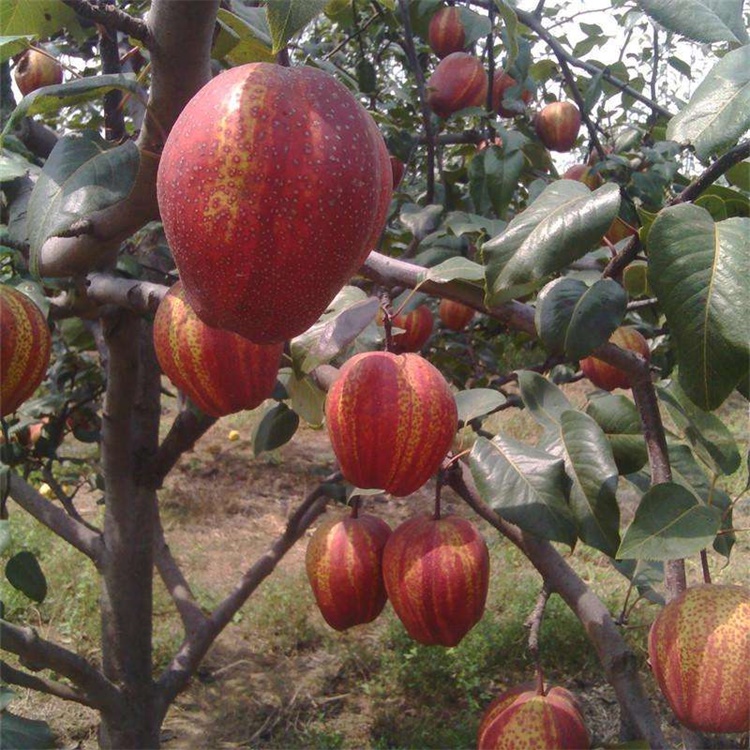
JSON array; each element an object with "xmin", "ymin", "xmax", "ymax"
[
  {"xmin": 86, "ymin": 272, "xmax": 168, "ymax": 315},
  {"xmin": 0, "ymin": 660, "xmax": 100, "ymax": 708},
  {"xmin": 445, "ymin": 462, "xmax": 667, "ymax": 748},
  {"xmin": 7, "ymin": 474, "xmax": 104, "ymax": 565},
  {"xmin": 0, "ymin": 621, "xmax": 121, "ymax": 713},
  {"xmin": 61, "ymin": 0, "xmax": 149, "ymax": 43},
  {"xmin": 38, "ymin": 0, "xmax": 220, "ymax": 277},
  {"xmin": 156, "ymin": 474, "xmax": 343, "ymax": 715}
]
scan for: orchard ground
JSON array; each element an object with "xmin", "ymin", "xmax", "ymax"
[{"xmin": 6, "ymin": 382, "xmax": 749, "ymax": 749}]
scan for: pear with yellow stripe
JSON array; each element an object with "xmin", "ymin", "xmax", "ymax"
[
  {"xmin": 0, "ymin": 285, "xmax": 51, "ymax": 418},
  {"xmin": 383, "ymin": 513, "xmax": 489, "ymax": 647},
  {"xmin": 305, "ymin": 510, "xmax": 392, "ymax": 631},
  {"xmin": 157, "ymin": 62, "xmax": 392, "ymax": 345},
  {"xmin": 648, "ymin": 584, "xmax": 750, "ymax": 733},
  {"xmin": 324, "ymin": 351, "xmax": 457, "ymax": 497},
  {"xmin": 153, "ymin": 282, "xmax": 282, "ymax": 417}
]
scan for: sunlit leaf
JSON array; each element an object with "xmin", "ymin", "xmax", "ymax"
[
  {"xmin": 635, "ymin": 0, "xmax": 748, "ymax": 45},
  {"xmin": 667, "ymin": 46, "xmax": 750, "ymax": 160},
  {"xmin": 266, "ymin": 0, "xmax": 329, "ymax": 53},
  {"xmin": 482, "ymin": 181, "xmax": 620, "ymax": 304},
  {"xmin": 0, "ymin": 34, "xmax": 33, "ymax": 63},
  {"xmin": 455, "ymin": 389, "xmax": 506, "ymax": 425}
]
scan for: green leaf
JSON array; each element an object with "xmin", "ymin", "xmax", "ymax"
[
  {"xmin": 469, "ymin": 435, "xmax": 577, "ymax": 546},
  {"xmin": 559, "ymin": 410, "xmax": 621, "ymax": 556},
  {"xmin": 0, "ymin": 686, "xmax": 17, "ymax": 711},
  {"xmin": 290, "ymin": 290, "xmax": 378, "ymax": 374},
  {"xmin": 469, "ymin": 142, "xmax": 525, "ymax": 218},
  {"xmin": 648, "ymin": 205, "xmax": 749, "ymax": 410},
  {"xmin": 612, "ymin": 559, "xmax": 665, "ymax": 605},
  {"xmin": 253, "ymin": 403, "xmax": 300, "ymax": 455},
  {"xmin": 215, "ymin": 9, "xmax": 275, "ymax": 64},
  {"xmin": 666, "ymin": 46, "xmax": 750, "ymax": 160},
  {"xmin": 656, "ymin": 380, "xmax": 741, "ymax": 475},
  {"xmin": 1, "ymin": 73, "xmax": 143, "ymax": 138},
  {"xmin": 0, "ymin": 712, "xmax": 55, "ymax": 750},
  {"xmin": 0, "ymin": 34, "xmax": 32, "ymax": 63},
  {"xmin": 517, "ymin": 370, "xmax": 573, "ymax": 433},
  {"xmin": 635, "ymin": 0, "xmax": 749, "ymax": 45},
  {"xmin": 457, "ymin": 8, "xmax": 491, "ymax": 47},
  {"xmin": 455, "ymin": 388, "xmax": 506, "ymax": 425},
  {"xmin": 416, "ymin": 256, "xmax": 485, "ymax": 285},
  {"xmin": 493, "ymin": 0, "xmax": 519, "ymax": 70},
  {"xmin": 617, "ymin": 482, "xmax": 721, "ymax": 561},
  {"xmin": 482, "ymin": 181, "xmax": 620, "ymax": 305},
  {"xmin": 265, "ymin": 0, "xmax": 329, "ymax": 53},
  {"xmin": 0, "ymin": 147, "xmax": 39, "ymax": 182},
  {"xmin": 27, "ymin": 132, "xmax": 139, "ymax": 276},
  {"xmin": 400, "ymin": 203, "xmax": 443, "ymax": 239},
  {"xmin": 535, "ymin": 277, "xmax": 626, "ymax": 359},
  {"xmin": 725, "ymin": 159, "xmax": 750, "ymax": 191},
  {"xmin": 285, "ymin": 372, "xmax": 326, "ymax": 428},
  {"xmin": 5, "ymin": 551, "xmax": 47, "ymax": 603},
  {"xmin": 0, "ymin": 0, "xmax": 79, "ymax": 39},
  {"xmin": 585, "ymin": 394, "xmax": 648, "ymax": 475}
]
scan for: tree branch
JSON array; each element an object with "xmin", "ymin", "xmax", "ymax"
[
  {"xmin": 7, "ymin": 474, "xmax": 104, "ymax": 566},
  {"xmin": 60, "ymin": 0, "xmax": 149, "ymax": 43},
  {"xmin": 445, "ymin": 461, "xmax": 667, "ymax": 748},
  {"xmin": 0, "ymin": 660, "xmax": 101, "ymax": 709},
  {"xmin": 156, "ymin": 473, "xmax": 343, "ymax": 715},
  {"xmin": 86, "ymin": 272, "xmax": 169, "ymax": 314},
  {"xmin": 0, "ymin": 621, "xmax": 121, "ymax": 713},
  {"xmin": 153, "ymin": 511, "xmax": 207, "ymax": 636}
]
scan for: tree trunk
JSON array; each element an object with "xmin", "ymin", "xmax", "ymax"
[{"xmin": 99, "ymin": 312, "xmax": 163, "ymax": 748}]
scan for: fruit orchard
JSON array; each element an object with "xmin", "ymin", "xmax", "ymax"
[{"xmin": 0, "ymin": 0, "xmax": 749, "ymax": 748}]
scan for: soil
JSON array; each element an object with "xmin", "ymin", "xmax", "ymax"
[{"xmin": 7, "ymin": 395, "xmax": 750, "ymax": 750}]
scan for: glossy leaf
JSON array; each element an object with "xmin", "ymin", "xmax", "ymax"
[
  {"xmin": 2, "ymin": 74, "xmax": 142, "ymax": 137},
  {"xmin": 635, "ymin": 0, "xmax": 748, "ymax": 45},
  {"xmin": 400, "ymin": 203, "xmax": 443, "ymax": 239},
  {"xmin": 656, "ymin": 379, "xmax": 741, "ymax": 475},
  {"xmin": 455, "ymin": 388, "xmax": 506, "ymax": 425},
  {"xmin": 253, "ymin": 402, "xmax": 299, "ymax": 455},
  {"xmin": 215, "ymin": 9, "xmax": 274, "ymax": 64},
  {"xmin": 0, "ymin": 148, "xmax": 39, "ymax": 182},
  {"xmin": 265, "ymin": 0, "xmax": 328, "ymax": 53},
  {"xmin": 648, "ymin": 205, "xmax": 749, "ymax": 410},
  {"xmin": 27, "ymin": 132, "xmax": 139, "ymax": 275},
  {"xmin": 5, "ymin": 550, "xmax": 47, "ymax": 603},
  {"xmin": 469, "ymin": 435, "xmax": 576, "ymax": 546},
  {"xmin": 585, "ymin": 394, "xmax": 648, "ymax": 475},
  {"xmin": 535, "ymin": 277, "xmax": 626, "ymax": 359},
  {"xmin": 482, "ymin": 181, "xmax": 620, "ymax": 304},
  {"xmin": 667, "ymin": 46, "xmax": 750, "ymax": 160},
  {"xmin": 290, "ymin": 290, "xmax": 379, "ymax": 375},
  {"xmin": 559, "ymin": 410, "xmax": 621, "ymax": 556},
  {"xmin": 469, "ymin": 143, "xmax": 525, "ymax": 218},
  {"xmin": 617, "ymin": 482, "xmax": 721, "ymax": 560}
]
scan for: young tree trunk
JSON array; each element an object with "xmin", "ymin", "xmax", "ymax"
[{"xmin": 98, "ymin": 311, "xmax": 162, "ymax": 748}]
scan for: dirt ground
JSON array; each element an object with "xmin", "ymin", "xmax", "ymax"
[{"xmin": 7, "ymin": 393, "xmax": 750, "ymax": 749}]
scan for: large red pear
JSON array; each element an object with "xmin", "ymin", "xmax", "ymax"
[{"xmin": 157, "ymin": 62, "xmax": 392, "ymax": 344}]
